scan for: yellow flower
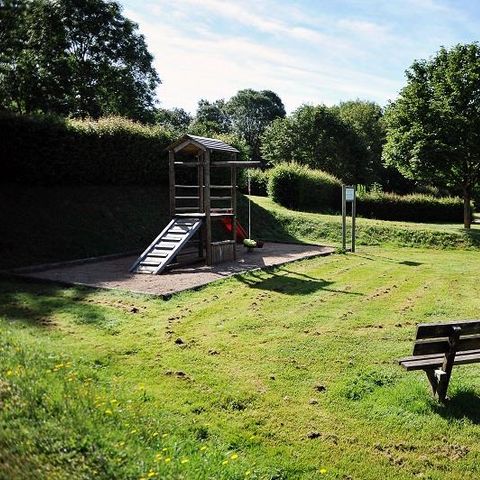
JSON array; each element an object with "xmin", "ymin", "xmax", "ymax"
[
  {"xmin": 180, "ymin": 458, "xmax": 189, "ymax": 464},
  {"xmin": 130, "ymin": 429, "xmax": 138, "ymax": 434},
  {"xmin": 105, "ymin": 409, "xmax": 113, "ymax": 415},
  {"xmin": 200, "ymin": 446, "xmax": 207, "ymax": 451},
  {"xmin": 6, "ymin": 370, "xmax": 13, "ymax": 377},
  {"xmin": 147, "ymin": 472, "xmax": 156, "ymax": 478},
  {"xmin": 320, "ymin": 468, "xmax": 327, "ymax": 474},
  {"xmin": 162, "ymin": 433, "xmax": 168, "ymax": 438},
  {"xmin": 230, "ymin": 454, "xmax": 238, "ymax": 460},
  {"xmin": 162, "ymin": 448, "xmax": 167, "ymax": 452},
  {"xmin": 222, "ymin": 460, "xmax": 228, "ymax": 465},
  {"xmin": 165, "ymin": 457, "xmax": 171, "ymax": 463},
  {"xmin": 152, "ymin": 432, "xmax": 158, "ymax": 437}
]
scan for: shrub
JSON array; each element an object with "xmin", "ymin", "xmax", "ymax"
[
  {"xmin": 267, "ymin": 163, "xmax": 341, "ymax": 211},
  {"xmin": 357, "ymin": 191, "xmax": 465, "ymax": 223},
  {"xmin": 1, "ymin": 112, "xmax": 175, "ymax": 186},
  {"xmin": 238, "ymin": 168, "xmax": 270, "ymax": 196},
  {"xmin": 267, "ymin": 163, "xmax": 465, "ymax": 223}
]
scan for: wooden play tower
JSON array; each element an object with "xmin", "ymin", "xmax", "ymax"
[{"xmin": 131, "ymin": 135, "xmax": 259, "ymax": 274}]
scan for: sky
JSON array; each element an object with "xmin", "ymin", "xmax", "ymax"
[{"xmin": 121, "ymin": 0, "xmax": 480, "ymax": 114}]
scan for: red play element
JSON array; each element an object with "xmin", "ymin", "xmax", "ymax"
[{"xmin": 221, "ymin": 217, "xmax": 248, "ymax": 242}]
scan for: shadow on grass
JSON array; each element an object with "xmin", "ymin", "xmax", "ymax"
[
  {"xmin": 0, "ymin": 275, "xmax": 113, "ymax": 329},
  {"xmin": 236, "ymin": 267, "xmax": 362, "ymax": 296},
  {"xmin": 354, "ymin": 253, "xmax": 423, "ymax": 267},
  {"xmin": 432, "ymin": 388, "xmax": 480, "ymax": 424}
]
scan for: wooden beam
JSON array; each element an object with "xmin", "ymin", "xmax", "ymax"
[
  {"xmin": 204, "ymin": 150, "xmax": 212, "ymax": 265},
  {"xmin": 231, "ymin": 164, "xmax": 237, "ymax": 260},
  {"xmin": 169, "ymin": 150, "xmax": 175, "ymax": 217}
]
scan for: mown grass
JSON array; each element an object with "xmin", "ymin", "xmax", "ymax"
[
  {"xmin": 1, "ymin": 246, "xmax": 480, "ymax": 479},
  {"xmin": 245, "ymin": 196, "xmax": 480, "ymax": 250}
]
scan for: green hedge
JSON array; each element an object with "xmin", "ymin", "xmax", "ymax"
[
  {"xmin": 238, "ymin": 168, "xmax": 270, "ymax": 196},
  {"xmin": 268, "ymin": 163, "xmax": 465, "ymax": 223},
  {"xmin": 267, "ymin": 163, "xmax": 341, "ymax": 211},
  {"xmin": 1, "ymin": 112, "xmax": 175, "ymax": 185},
  {"xmin": 357, "ymin": 192, "xmax": 464, "ymax": 223}
]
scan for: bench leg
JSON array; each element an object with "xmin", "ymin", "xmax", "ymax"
[
  {"xmin": 435, "ymin": 369, "xmax": 449, "ymax": 403},
  {"xmin": 424, "ymin": 369, "xmax": 438, "ymax": 396}
]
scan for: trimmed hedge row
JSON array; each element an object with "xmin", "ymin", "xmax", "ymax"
[
  {"xmin": 267, "ymin": 163, "xmax": 341, "ymax": 212},
  {"xmin": 267, "ymin": 163, "xmax": 465, "ymax": 223},
  {"xmin": 1, "ymin": 112, "xmax": 175, "ymax": 185},
  {"xmin": 238, "ymin": 168, "xmax": 270, "ymax": 196}
]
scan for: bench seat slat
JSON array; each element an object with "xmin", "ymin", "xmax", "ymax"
[
  {"xmin": 416, "ymin": 320, "xmax": 480, "ymax": 339},
  {"xmin": 413, "ymin": 334, "xmax": 480, "ymax": 356},
  {"xmin": 400, "ymin": 350, "xmax": 480, "ymax": 371}
]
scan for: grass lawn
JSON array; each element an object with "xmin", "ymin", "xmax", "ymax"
[
  {"xmin": 1, "ymin": 246, "xmax": 480, "ymax": 479},
  {"xmin": 246, "ymin": 196, "xmax": 480, "ymax": 250}
]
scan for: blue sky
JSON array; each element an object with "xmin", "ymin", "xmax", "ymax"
[{"xmin": 122, "ymin": 0, "xmax": 480, "ymax": 113}]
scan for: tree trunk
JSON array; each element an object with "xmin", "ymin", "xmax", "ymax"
[{"xmin": 463, "ymin": 187, "xmax": 471, "ymax": 229}]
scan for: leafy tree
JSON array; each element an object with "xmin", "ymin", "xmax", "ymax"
[
  {"xmin": 384, "ymin": 43, "xmax": 480, "ymax": 228},
  {"xmin": 154, "ymin": 107, "xmax": 192, "ymax": 131},
  {"xmin": 0, "ymin": 0, "xmax": 160, "ymax": 121},
  {"xmin": 262, "ymin": 104, "xmax": 368, "ymax": 183},
  {"xmin": 227, "ymin": 89, "xmax": 285, "ymax": 163},
  {"xmin": 189, "ymin": 99, "xmax": 231, "ymax": 135}
]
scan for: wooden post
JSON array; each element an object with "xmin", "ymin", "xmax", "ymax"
[
  {"xmin": 231, "ymin": 164, "xmax": 237, "ymax": 260},
  {"xmin": 351, "ymin": 185, "xmax": 356, "ymax": 253},
  {"xmin": 204, "ymin": 149, "xmax": 212, "ymax": 265},
  {"xmin": 169, "ymin": 150, "xmax": 175, "ymax": 218},
  {"xmin": 436, "ymin": 326, "xmax": 461, "ymax": 402},
  {"xmin": 198, "ymin": 156, "xmax": 204, "ymax": 259},
  {"xmin": 341, "ymin": 185, "xmax": 346, "ymax": 251}
]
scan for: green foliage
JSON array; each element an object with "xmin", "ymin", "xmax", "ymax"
[
  {"xmin": 189, "ymin": 99, "xmax": 231, "ymax": 135},
  {"xmin": 154, "ymin": 107, "xmax": 192, "ymax": 132},
  {"xmin": 238, "ymin": 169, "xmax": 270, "ymax": 196},
  {"xmin": 262, "ymin": 104, "xmax": 369, "ymax": 183},
  {"xmin": 357, "ymin": 191, "xmax": 465, "ymax": 223},
  {"xmin": 383, "ymin": 43, "xmax": 480, "ymax": 228},
  {"xmin": 267, "ymin": 163, "xmax": 341, "ymax": 211},
  {"xmin": 1, "ymin": 112, "xmax": 174, "ymax": 185},
  {"xmin": 0, "ymin": 0, "xmax": 159, "ymax": 121},
  {"xmin": 227, "ymin": 89, "xmax": 285, "ymax": 163}
]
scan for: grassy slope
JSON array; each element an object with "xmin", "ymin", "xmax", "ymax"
[
  {"xmin": 1, "ymin": 188, "xmax": 478, "ymax": 271},
  {"xmin": 1, "ymin": 246, "xmax": 480, "ymax": 479},
  {"xmin": 247, "ymin": 196, "xmax": 480, "ymax": 249}
]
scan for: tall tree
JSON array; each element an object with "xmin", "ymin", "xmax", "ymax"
[
  {"xmin": 190, "ymin": 99, "xmax": 231, "ymax": 135},
  {"xmin": 262, "ymin": 104, "xmax": 368, "ymax": 183},
  {"xmin": 227, "ymin": 89, "xmax": 285, "ymax": 163},
  {"xmin": 0, "ymin": 0, "xmax": 160, "ymax": 121},
  {"xmin": 154, "ymin": 107, "xmax": 192, "ymax": 131},
  {"xmin": 384, "ymin": 43, "xmax": 480, "ymax": 228}
]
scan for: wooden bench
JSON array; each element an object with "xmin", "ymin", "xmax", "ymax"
[{"xmin": 398, "ymin": 320, "xmax": 480, "ymax": 403}]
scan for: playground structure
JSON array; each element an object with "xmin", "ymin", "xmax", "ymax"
[{"xmin": 131, "ymin": 135, "xmax": 259, "ymax": 274}]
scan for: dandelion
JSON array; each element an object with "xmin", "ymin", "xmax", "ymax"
[
  {"xmin": 320, "ymin": 468, "xmax": 327, "ymax": 474},
  {"xmin": 162, "ymin": 448, "xmax": 168, "ymax": 452},
  {"xmin": 162, "ymin": 433, "xmax": 168, "ymax": 438},
  {"xmin": 6, "ymin": 370, "xmax": 13, "ymax": 377},
  {"xmin": 165, "ymin": 458, "xmax": 171, "ymax": 463},
  {"xmin": 200, "ymin": 446, "xmax": 207, "ymax": 451},
  {"xmin": 130, "ymin": 429, "xmax": 138, "ymax": 434},
  {"xmin": 230, "ymin": 454, "xmax": 238, "ymax": 460},
  {"xmin": 180, "ymin": 459, "xmax": 189, "ymax": 464},
  {"xmin": 105, "ymin": 409, "xmax": 113, "ymax": 415},
  {"xmin": 147, "ymin": 472, "xmax": 156, "ymax": 478}
]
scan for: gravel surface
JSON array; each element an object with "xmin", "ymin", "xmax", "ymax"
[{"xmin": 24, "ymin": 243, "xmax": 334, "ymax": 296}]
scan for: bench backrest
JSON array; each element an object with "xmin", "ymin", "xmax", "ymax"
[{"xmin": 413, "ymin": 320, "xmax": 480, "ymax": 356}]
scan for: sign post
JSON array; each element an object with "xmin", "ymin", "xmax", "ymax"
[{"xmin": 342, "ymin": 185, "xmax": 356, "ymax": 252}]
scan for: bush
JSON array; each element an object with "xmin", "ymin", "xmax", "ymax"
[
  {"xmin": 238, "ymin": 168, "xmax": 270, "ymax": 196},
  {"xmin": 357, "ymin": 191, "xmax": 465, "ymax": 223},
  {"xmin": 267, "ymin": 163, "xmax": 341, "ymax": 211},
  {"xmin": 267, "ymin": 163, "xmax": 465, "ymax": 223},
  {"xmin": 1, "ymin": 112, "xmax": 175, "ymax": 185}
]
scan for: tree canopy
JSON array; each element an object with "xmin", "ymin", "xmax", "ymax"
[
  {"xmin": 227, "ymin": 89, "xmax": 285, "ymax": 163},
  {"xmin": 189, "ymin": 99, "xmax": 231, "ymax": 135},
  {"xmin": 0, "ymin": 0, "xmax": 160, "ymax": 121},
  {"xmin": 261, "ymin": 104, "xmax": 370, "ymax": 183},
  {"xmin": 383, "ymin": 42, "xmax": 480, "ymax": 228},
  {"xmin": 154, "ymin": 107, "xmax": 192, "ymax": 131}
]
